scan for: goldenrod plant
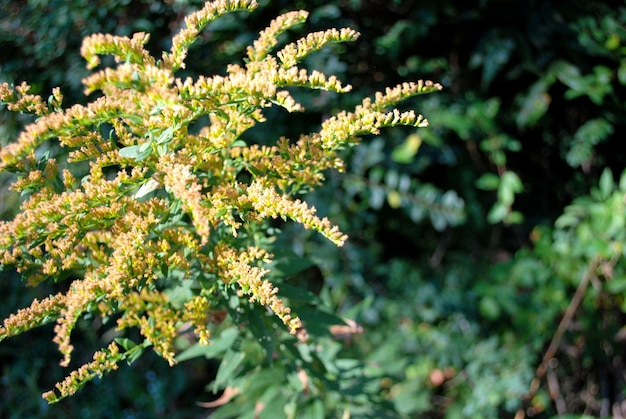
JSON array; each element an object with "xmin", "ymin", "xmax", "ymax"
[{"xmin": 0, "ymin": 0, "xmax": 440, "ymax": 409}]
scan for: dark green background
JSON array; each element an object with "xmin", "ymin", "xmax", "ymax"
[{"xmin": 1, "ymin": 0, "xmax": 625, "ymax": 417}]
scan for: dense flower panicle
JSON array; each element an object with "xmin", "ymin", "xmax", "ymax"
[
  {"xmin": 0, "ymin": 0, "xmax": 441, "ymax": 403},
  {"xmin": 185, "ymin": 0, "xmax": 258, "ymax": 32},
  {"xmin": 81, "ymin": 32, "xmax": 154, "ymax": 70},
  {"xmin": 42, "ymin": 341, "xmax": 122, "ymax": 403},
  {"xmin": 0, "ymin": 82, "xmax": 14, "ymax": 103},
  {"xmin": 164, "ymin": 0, "xmax": 259, "ymax": 70},
  {"xmin": 53, "ymin": 275, "xmax": 115, "ymax": 366},
  {"xmin": 317, "ymin": 82, "xmax": 442, "ymax": 150},
  {"xmin": 160, "ymin": 159, "xmax": 215, "ymax": 244},
  {"xmin": 82, "ymin": 63, "xmax": 175, "ymax": 96},
  {"xmin": 0, "ymin": 293, "xmax": 66, "ymax": 340},
  {"xmin": 247, "ymin": 10, "xmax": 309, "ymax": 62},
  {"xmin": 230, "ymin": 135, "xmax": 343, "ymax": 192},
  {"xmin": 9, "ymin": 156, "xmax": 57, "ymax": 193},
  {"xmin": 277, "ymin": 28, "xmax": 361, "ymax": 68},
  {"xmin": 245, "ymin": 181, "xmax": 348, "ymax": 246},
  {"xmin": 0, "ymin": 95, "xmax": 140, "ymax": 170},
  {"xmin": 51, "ymin": 207, "xmax": 165, "ymax": 367},
  {"xmin": 369, "ymin": 80, "xmax": 443, "ymax": 111},
  {"xmin": 213, "ymin": 244, "xmax": 302, "ymax": 334},
  {"xmin": 275, "ymin": 66, "xmax": 352, "ymax": 93},
  {"xmin": 0, "ymin": 165, "xmax": 157, "ymax": 286},
  {"xmin": 117, "ymin": 290, "xmax": 180, "ymax": 365},
  {"xmin": 182, "ymin": 295, "xmax": 213, "ymax": 344},
  {"xmin": 0, "ymin": 82, "xmax": 50, "ymax": 116},
  {"xmin": 68, "ymin": 136, "xmax": 117, "ymax": 163}
]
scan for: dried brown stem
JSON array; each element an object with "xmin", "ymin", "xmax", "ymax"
[{"xmin": 517, "ymin": 256, "xmax": 601, "ymax": 418}]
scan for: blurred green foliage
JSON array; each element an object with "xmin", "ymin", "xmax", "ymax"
[{"xmin": 2, "ymin": 0, "xmax": 626, "ymax": 417}]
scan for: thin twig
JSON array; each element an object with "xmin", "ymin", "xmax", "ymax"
[
  {"xmin": 547, "ymin": 366, "xmax": 565, "ymax": 414},
  {"xmin": 517, "ymin": 256, "xmax": 601, "ymax": 417}
]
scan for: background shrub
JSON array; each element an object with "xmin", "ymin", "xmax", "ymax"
[{"xmin": 2, "ymin": 0, "xmax": 626, "ymax": 417}]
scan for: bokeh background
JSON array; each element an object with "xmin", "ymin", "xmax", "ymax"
[{"xmin": 1, "ymin": 0, "xmax": 626, "ymax": 417}]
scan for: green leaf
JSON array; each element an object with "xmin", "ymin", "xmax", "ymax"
[
  {"xmin": 271, "ymin": 251, "xmax": 316, "ymax": 277},
  {"xmin": 244, "ymin": 369, "xmax": 288, "ymax": 399},
  {"xmin": 554, "ymin": 212, "xmax": 580, "ymax": 229},
  {"xmin": 476, "ymin": 173, "xmax": 500, "ymax": 191},
  {"xmin": 516, "ymin": 75, "xmax": 554, "ymax": 127},
  {"xmin": 300, "ymin": 399, "xmax": 325, "ymax": 419},
  {"xmin": 470, "ymin": 35, "xmax": 515, "ymax": 87},
  {"xmin": 577, "ymin": 118, "xmax": 614, "ymax": 143},
  {"xmin": 386, "ymin": 190, "xmax": 402, "ymax": 208},
  {"xmin": 156, "ymin": 144, "xmax": 168, "ymax": 156},
  {"xmin": 369, "ymin": 185, "xmax": 385, "ymax": 209},
  {"xmin": 275, "ymin": 283, "xmax": 320, "ymax": 303},
  {"xmin": 210, "ymin": 396, "xmax": 256, "ymax": 419},
  {"xmin": 119, "ymin": 144, "xmax": 152, "ymax": 161},
  {"xmin": 505, "ymin": 210, "xmax": 523, "ymax": 224},
  {"xmin": 286, "ymin": 369, "xmax": 305, "ymax": 392},
  {"xmin": 566, "ymin": 118, "xmax": 613, "ymax": 168},
  {"xmin": 114, "ymin": 338, "xmax": 145, "ymax": 365},
  {"xmin": 296, "ymin": 306, "xmax": 346, "ymax": 337},
  {"xmin": 391, "ymin": 134, "xmax": 422, "ymax": 164},
  {"xmin": 552, "ymin": 60, "xmax": 584, "ymax": 90},
  {"xmin": 154, "ymin": 126, "xmax": 174, "ymax": 145},
  {"xmin": 118, "ymin": 145, "xmax": 140, "ymax": 159},
  {"xmin": 258, "ymin": 387, "xmax": 288, "ymax": 419},
  {"xmin": 114, "ymin": 337, "xmax": 138, "ymax": 351},
  {"xmin": 599, "ymin": 168, "xmax": 614, "ymax": 199},
  {"xmin": 487, "ymin": 202, "xmax": 507, "ymax": 224},
  {"xmin": 213, "ymin": 349, "xmax": 245, "ymax": 392},
  {"xmin": 135, "ymin": 179, "xmax": 160, "ymax": 199},
  {"xmin": 138, "ymin": 141, "xmax": 151, "ymax": 153},
  {"xmin": 619, "ymin": 169, "xmax": 626, "ymax": 192},
  {"xmin": 498, "ymin": 171, "xmax": 523, "ymax": 205},
  {"xmin": 618, "ymin": 61, "xmax": 626, "ymax": 86},
  {"xmin": 149, "ymin": 104, "xmax": 164, "ymax": 116},
  {"xmin": 164, "ymin": 279, "xmax": 194, "ymax": 307},
  {"xmin": 125, "ymin": 344, "xmax": 145, "ymax": 365},
  {"xmin": 175, "ymin": 327, "xmax": 238, "ymax": 362}
]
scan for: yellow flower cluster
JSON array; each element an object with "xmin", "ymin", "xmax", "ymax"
[
  {"xmin": 231, "ymin": 135, "xmax": 344, "ymax": 193},
  {"xmin": 277, "ymin": 28, "xmax": 360, "ymax": 68},
  {"xmin": 49, "ymin": 206, "xmax": 167, "ymax": 367},
  {"xmin": 160, "ymin": 160, "xmax": 213, "ymax": 243},
  {"xmin": 117, "ymin": 290, "xmax": 180, "ymax": 366},
  {"xmin": 247, "ymin": 10, "xmax": 309, "ymax": 62},
  {"xmin": 182, "ymin": 295, "xmax": 213, "ymax": 345},
  {"xmin": 42, "ymin": 341, "xmax": 122, "ymax": 403},
  {"xmin": 164, "ymin": 0, "xmax": 259, "ymax": 71},
  {"xmin": 0, "ymin": 0, "xmax": 442, "ymax": 403},
  {"xmin": 245, "ymin": 180, "xmax": 347, "ymax": 246},
  {"xmin": 318, "ymin": 81, "xmax": 443, "ymax": 150},
  {"xmin": 0, "ymin": 293, "xmax": 65, "ymax": 339},
  {"xmin": 0, "ymin": 82, "xmax": 57, "ymax": 116},
  {"xmin": 213, "ymin": 244, "xmax": 302, "ymax": 334},
  {"xmin": 81, "ymin": 32, "xmax": 154, "ymax": 70}
]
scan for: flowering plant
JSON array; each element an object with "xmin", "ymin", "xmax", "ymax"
[{"xmin": 0, "ymin": 0, "xmax": 440, "ymax": 408}]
